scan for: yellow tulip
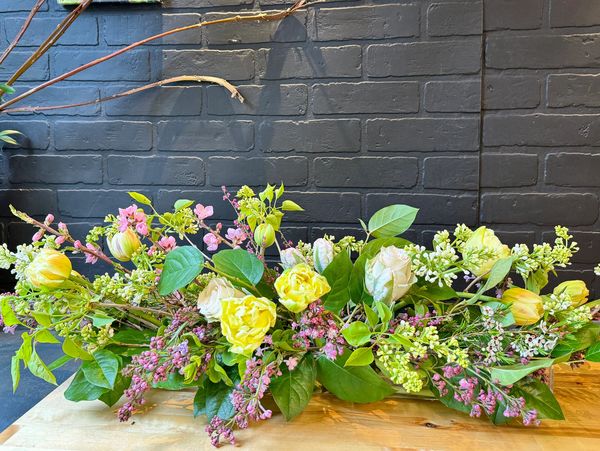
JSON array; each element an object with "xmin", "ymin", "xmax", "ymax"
[
  {"xmin": 553, "ymin": 280, "xmax": 589, "ymax": 307},
  {"xmin": 26, "ymin": 248, "xmax": 72, "ymax": 289},
  {"xmin": 463, "ymin": 226, "xmax": 511, "ymax": 277},
  {"xmin": 107, "ymin": 228, "xmax": 141, "ymax": 262},
  {"xmin": 275, "ymin": 263, "xmax": 331, "ymax": 313},
  {"xmin": 501, "ymin": 287, "xmax": 544, "ymax": 326}
]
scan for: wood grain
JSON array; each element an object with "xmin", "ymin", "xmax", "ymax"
[{"xmin": 1, "ymin": 363, "xmax": 599, "ymax": 450}]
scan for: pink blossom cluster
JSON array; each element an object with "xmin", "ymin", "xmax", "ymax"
[
  {"xmin": 148, "ymin": 236, "xmax": 177, "ymax": 256},
  {"xmin": 395, "ymin": 310, "xmax": 443, "ymax": 329},
  {"xmin": 118, "ymin": 204, "xmax": 148, "ymax": 236},
  {"xmin": 74, "ymin": 240, "xmax": 101, "ymax": 264},
  {"xmin": 291, "ymin": 300, "xmax": 345, "ymax": 360}
]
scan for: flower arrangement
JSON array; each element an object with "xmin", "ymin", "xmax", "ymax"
[{"xmin": 1, "ymin": 185, "xmax": 599, "ymax": 446}]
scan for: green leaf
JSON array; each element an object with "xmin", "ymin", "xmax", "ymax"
[
  {"xmin": 375, "ymin": 302, "xmax": 393, "ymax": 324},
  {"xmin": 467, "ymin": 257, "xmax": 514, "ymax": 305},
  {"xmin": 48, "ymin": 355, "xmax": 73, "ymax": 371},
  {"xmin": 205, "ymin": 380, "xmax": 237, "ymax": 421},
  {"xmin": 81, "ymin": 350, "xmax": 120, "ymax": 389},
  {"xmin": 11, "ymin": 356, "xmax": 21, "ymax": 393},
  {"xmin": 28, "ymin": 350, "xmax": 57, "ymax": 385},
  {"xmin": 430, "ymin": 382, "xmax": 471, "ymax": 415},
  {"xmin": 490, "ymin": 359, "xmax": 554, "ymax": 386},
  {"xmin": 158, "ymin": 246, "xmax": 204, "ymax": 295},
  {"xmin": 317, "ymin": 352, "xmax": 394, "ymax": 403},
  {"xmin": 33, "ymin": 312, "xmax": 52, "ymax": 327},
  {"xmin": 417, "ymin": 284, "xmax": 458, "ymax": 301},
  {"xmin": 112, "ymin": 328, "xmax": 156, "ymax": 345},
  {"xmin": 213, "ymin": 248, "xmax": 264, "ymax": 287},
  {"xmin": 342, "ymin": 321, "xmax": 371, "ymax": 347},
  {"xmin": 270, "ymin": 355, "xmax": 316, "ymax": 421},
  {"xmin": 525, "ymin": 269, "xmax": 549, "ymax": 294},
  {"xmin": 90, "ymin": 313, "xmax": 115, "ymax": 328},
  {"xmin": 367, "ymin": 205, "xmax": 418, "ymax": 238},
  {"xmin": 153, "ymin": 371, "xmax": 187, "ymax": 390},
  {"xmin": 35, "ymin": 329, "xmax": 59, "ymax": 344},
  {"xmin": 364, "ymin": 303, "xmax": 379, "ymax": 327},
  {"xmin": 0, "ymin": 83, "xmax": 16, "ymax": 94},
  {"xmin": 344, "ymin": 347, "xmax": 374, "ymax": 367},
  {"xmin": 65, "ymin": 369, "xmax": 109, "ymax": 402},
  {"xmin": 552, "ymin": 323, "xmax": 600, "ymax": 357},
  {"xmin": 586, "ymin": 342, "xmax": 600, "ymax": 362},
  {"xmin": 174, "ymin": 199, "xmax": 194, "ymax": 211},
  {"xmin": 99, "ymin": 375, "xmax": 132, "ymax": 407},
  {"xmin": 62, "ymin": 337, "xmax": 92, "ymax": 361},
  {"xmin": 128, "ymin": 191, "xmax": 152, "ymax": 206},
  {"xmin": 514, "ymin": 379, "xmax": 564, "ymax": 420},
  {"xmin": 1, "ymin": 297, "xmax": 22, "ymax": 326},
  {"xmin": 193, "ymin": 385, "xmax": 206, "ymax": 418},
  {"xmin": 281, "ymin": 200, "xmax": 304, "ymax": 211},
  {"xmin": 321, "ymin": 251, "xmax": 352, "ymax": 312}
]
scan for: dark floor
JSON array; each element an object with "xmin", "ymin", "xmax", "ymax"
[{"xmin": 0, "ymin": 329, "xmax": 78, "ymax": 432}]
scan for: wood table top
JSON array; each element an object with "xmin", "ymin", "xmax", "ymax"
[{"xmin": 1, "ymin": 363, "xmax": 599, "ymax": 450}]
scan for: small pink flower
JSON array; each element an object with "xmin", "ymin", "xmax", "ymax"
[
  {"xmin": 32, "ymin": 230, "xmax": 44, "ymax": 242},
  {"xmin": 284, "ymin": 357, "xmax": 299, "ymax": 371},
  {"xmin": 44, "ymin": 214, "xmax": 54, "ymax": 224},
  {"xmin": 203, "ymin": 233, "xmax": 219, "ymax": 251},
  {"xmin": 136, "ymin": 221, "xmax": 149, "ymax": 236},
  {"xmin": 158, "ymin": 236, "xmax": 177, "ymax": 253},
  {"xmin": 73, "ymin": 240, "xmax": 84, "ymax": 250},
  {"xmin": 194, "ymin": 204, "xmax": 214, "ymax": 221},
  {"xmin": 225, "ymin": 227, "xmax": 247, "ymax": 246},
  {"xmin": 58, "ymin": 222, "xmax": 68, "ymax": 232},
  {"xmin": 56, "ymin": 235, "xmax": 66, "ymax": 246},
  {"xmin": 118, "ymin": 216, "xmax": 129, "ymax": 232}
]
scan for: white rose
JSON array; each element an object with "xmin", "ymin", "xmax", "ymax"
[
  {"xmin": 280, "ymin": 247, "xmax": 306, "ymax": 270},
  {"xmin": 313, "ymin": 238, "xmax": 335, "ymax": 273},
  {"xmin": 365, "ymin": 246, "xmax": 416, "ymax": 305},
  {"xmin": 197, "ymin": 277, "xmax": 244, "ymax": 322}
]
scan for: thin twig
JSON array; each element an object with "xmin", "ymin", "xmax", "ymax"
[
  {"xmin": 93, "ymin": 302, "xmax": 172, "ymax": 318},
  {"xmin": 0, "ymin": 0, "xmax": 320, "ymax": 111},
  {"xmin": 2, "ymin": 75, "xmax": 244, "ymax": 114},
  {"xmin": 0, "ymin": 0, "xmax": 46, "ymax": 66}
]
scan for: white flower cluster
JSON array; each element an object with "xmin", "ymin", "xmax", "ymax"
[
  {"xmin": 543, "ymin": 292, "xmax": 572, "ymax": 315},
  {"xmin": 0, "ymin": 243, "xmax": 15, "ymax": 270},
  {"xmin": 406, "ymin": 231, "xmax": 459, "ymax": 287},
  {"xmin": 512, "ymin": 321, "xmax": 559, "ymax": 358}
]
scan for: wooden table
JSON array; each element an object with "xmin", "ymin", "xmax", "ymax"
[{"xmin": 1, "ymin": 364, "xmax": 599, "ymax": 450}]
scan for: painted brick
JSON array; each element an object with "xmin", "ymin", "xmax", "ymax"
[
  {"xmin": 366, "ymin": 118, "xmax": 480, "ymax": 152},
  {"xmin": 4, "ymin": 17, "xmax": 98, "ymax": 46},
  {"xmin": 102, "ymin": 14, "xmax": 201, "ymax": 45},
  {"xmin": 486, "ymin": 34, "xmax": 600, "ymax": 69},
  {"xmin": 9, "ymin": 156, "xmax": 102, "ymax": 184},
  {"xmin": 165, "ymin": 0, "xmax": 252, "ymax": 6},
  {"xmin": 58, "ymin": 190, "xmax": 152, "ymax": 218},
  {"xmin": 284, "ymin": 192, "xmax": 362, "ymax": 224},
  {"xmin": 481, "ymin": 153, "xmax": 538, "ymax": 187},
  {"xmin": 483, "ymin": 114, "xmax": 600, "ymax": 146},
  {"xmin": 0, "ymin": 190, "xmax": 56, "ymax": 217},
  {"xmin": 547, "ymin": 74, "xmax": 600, "ymax": 107},
  {"xmin": 104, "ymin": 86, "xmax": 202, "ymax": 116},
  {"xmin": 207, "ymin": 157, "xmax": 307, "ymax": 187},
  {"xmin": 367, "ymin": 40, "xmax": 481, "ymax": 77},
  {"xmin": 203, "ymin": 11, "xmax": 306, "ymax": 45},
  {"xmin": 484, "ymin": 0, "xmax": 543, "ymax": 30},
  {"xmin": 6, "ymin": 86, "xmax": 100, "ymax": 116},
  {"xmin": 481, "ymin": 193, "xmax": 599, "ymax": 225},
  {"xmin": 546, "ymin": 153, "xmax": 600, "ymax": 186},
  {"xmin": 54, "ymin": 121, "xmax": 153, "ymax": 151},
  {"xmin": 260, "ymin": 119, "xmax": 361, "ymax": 153},
  {"xmin": 546, "ymin": 231, "xmax": 600, "ymax": 264},
  {"xmin": 258, "ymin": 46, "xmax": 361, "ymax": 79},
  {"xmin": 423, "ymin": 156, "xmax": 479, "ymax": 190},
  {"xmin": 0, "ymin": 52, "xmax": 48, "ymax": 81},
  {"xmin": 157, "ymin": 120, "xmax": 254, "ymax": 152},
  {"xmin": 162, "ymin": 50, "xmax": 255, "ymax": 81},
  {"xmin": 314, "ymin": 4, "xmax": 420, "ymax": 41},
  {"xmin": 314, "ymin": 157, "xmax": 419, "ymax": 188},
  {"xmin": 312, "ymin": 82, "xmax": 419, "ymax": 114},
  {"xmin": 0, "ymin": 0, "xmax": 48, "ymax": 12},
  {"xmin": 427, "ymin": 2, "xmax": 483, "ymax": 37},
  {"xmin": 367, "ymin": 193, "xmax": 479, "ymax": 225},
  {"xmin": 107, "ymin": 156, "xmax": 204, "ymax": 186},
  {"xmin": 0, "ymin": 120, "xmax": 49, "ymax": 149},
  {"xmin": 206, "ymin": 84, "xmax": 307, "ymax": 116},
  {"xmin": 52, "ymin": 50, "xmax": 150, "ymax": 81},
  {"xmin": 483, "ymin": 76, "xmax": 540, "ymax": 110},
  {"xmin": 550, "ymin": 0, "xmax": 600, "ymax": 27},
  {"xmin": 424, "ymin": 81, "xmax": 481, "ymax": 113}
]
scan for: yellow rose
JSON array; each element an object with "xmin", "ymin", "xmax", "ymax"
[
  {"xmin": 26, "ymin": 248, "xmax": 72, "ymax": 289},
  {"xmin": 463, "ymin": 226, "xmax": 511, "ymax": 277},
  {"xmin": 501, "ymin": 287, "xmax": 544, "ymax": 326},
  {"xmin": 553, "ymin": 280, "xmax": 589, "ymax": 307},
  {"xmin": 220, "ymin": 295, "xmax": 277, "ymax": 355},
  {"xmin": 274, "ymin": 263, "xmax": 331, "ymax": 313}
]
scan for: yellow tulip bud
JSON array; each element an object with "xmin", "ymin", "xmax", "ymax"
[
  {"xmin": 107, "ymin": 228, "xmax": 141, "ymax": 262},
  {"xmin": 463, "ymin": 226, "xmax": 511, "ymax": 278},
  {"xmin": 553, "ymin": 280, "xmax": 589, "ymax": 307},
  {"xmin": 254, "ymin": 223, "xmax": 276, "ymax": 248},
  {"xmin": 501, "ymin": 287, "xmax": 544, "ymax": 326},
  {"xmin": 26, "ymin": 249, "xmax": 72, "ymax": 289}
]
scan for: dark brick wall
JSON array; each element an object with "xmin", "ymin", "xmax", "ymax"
[{"xmin": 0, "ymin": 0, "xmax": 598, "ymax": 290}]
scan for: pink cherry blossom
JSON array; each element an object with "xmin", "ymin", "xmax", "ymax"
[
  {"xmin": 32, "ymin": 230, "xmax": 44, "ymax": 242},
  {"xmin": 136, "ymin": 221, "xmax": 149, "ymax": 236},
  {"xmin": 203, "ymin": 233, "xmax": 219, "ymax": 251},
  {"xmin": 44, "ymin": 214, "xmax": 54, "ymax": 224},
  {"xmin": 56, "ymin": 236, "xmax": 66, "ymax": 246},
  {"xmin": 225, "ymin": 227, "xmax": 247, "ymax": 246},
  {"xmin": 85, "ymin": 243, "xmax": 99, "ymax": 264},
  {"xmin": 158, "ymin": 236, "xmax": 177, "ymax": 253},
  {"xmin": 194, "ymin": 204, "xmax": 214, "ymax": 221}
]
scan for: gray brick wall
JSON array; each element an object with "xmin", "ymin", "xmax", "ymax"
[{"xmin": 0, "ymin": 0, "xmax": 598, "ymax": 291}]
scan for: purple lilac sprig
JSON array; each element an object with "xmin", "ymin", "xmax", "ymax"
[{"xmin": 291, "ymin": 300, "xmax": 345, "ymax": 360}]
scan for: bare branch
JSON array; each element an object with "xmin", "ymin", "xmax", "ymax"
[
  {"xmin": 2, "ymin": 75, "xmax": 244, "ymax": 114},
  {"xmin": 0, "ymin": 0, "xmax": 46, "ymax": 66}
]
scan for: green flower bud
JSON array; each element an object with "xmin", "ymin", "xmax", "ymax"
[
  {"xmin": 107, "ymin": 228, "xmax": 141, "ymax": 262},
  {"xmin": 254, "ymin": 223, "xmax": 275, "ymax": 248}
]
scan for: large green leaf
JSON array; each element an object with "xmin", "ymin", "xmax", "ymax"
[
  {"xmin": 490, "ymin": 359, "xmax": 554, "ymax": 386},
  {"xmin": 344, "ymin": 347, "xmax": 374, "ymax": 367},
  {"xmin": 586, "ymin": 341, "xmax": 600, "ymax": 362},
  {"xmin": 1, "ymin": 297, "xmax": 22, "ymax": 326},
  {"xmin": 62, "ymin": 337, "xmax": 92, "ymax": 361},
  {"xmin": 205, "ymin": 380, "xmax": 237, "ymax": 421},
  {"xmin": 213, "ymin": 248, "xmax": 264, "ymax": 287},
  {"xmin": 322, "ymin": 251, "xmax": 353, "ymax": 312},
  {"xmin": 552, "ymin": 323, "xmax": 600, "ymax": 358},
  {"xmin": 193, "ymin": 385, "xmax": 206, "ymax": 418},
  {"xmin": 341, "ymin": 321, "xmax": 371, "ymax": 347},
  {"xmin": 65, "ymin": 369, "xmax": 109, "ymax": 402},
  {"xmin": 514, "ymin": 379, "xmax": 564, "ymax": 420},
  {"xmin": 99, "ymin": 375, "xmax": 132, "ymax": 407},
  {"xmin": 270, "ymin": 355, "xmax": 316, "ymax": 421},
  {"xmin": 11, "ymin": 356, "xmax": 20, "ymax": 393},
  {"xmin": 367, "ymin": 205, "xmax": 418, "ymax": 238},
  {"xmin": 81, "ymin": 350, "xmax": 120, "ymax": 389},
  {"xmin": 28, "ymin": 350, "xmax": 57, "ymax": 385},
  {"xmin": 466, "ymin": 257, "xmax": 514, "ymax": 305},
  {"xmin": 158, "ymin": 246, "xmax": 204, "ymax": 295},
  {"xmin": 316, "ymin": 352, "xmax": 394, "ymax": 403}
]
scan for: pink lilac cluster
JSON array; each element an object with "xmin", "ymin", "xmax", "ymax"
[
  {"xmin": 394, "ymin": 310, "xmax": 443, "ymax": 329},
  {"xmin": 73, "ymin": 240, "xmax": 101, "ymax": 264},
  {"xmin": 291, "ymin": 300, "xmax": 345, "ymax": 360},
  {"xmin": 165, "ymin": 306, "xmax": 200, "ymax": 335},
  {"xmin": 118, "ymin": 204, "xmax": 148, "ymax": 236},
  {"xmin": 206, "ymin": 358, "xmax": 281, "ymax": 447}
]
